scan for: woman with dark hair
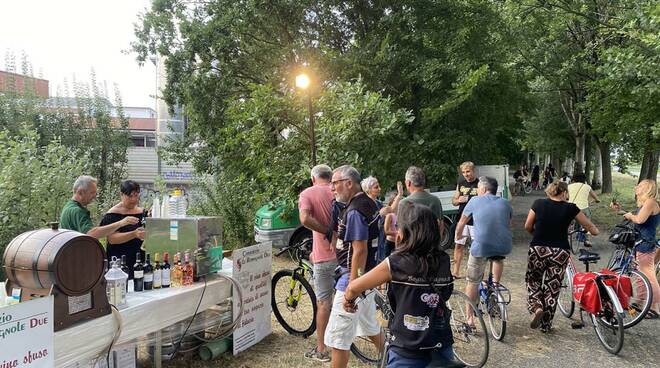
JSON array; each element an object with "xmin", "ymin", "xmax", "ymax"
[
  {"xmin": 524, "ymin": 181, "xmax": 599, "ymax": 332},
  {"xmin": 531, "ymin": 165, "xmax": 540, "ymax": 189},
  {"xmin": 343, "ymin": 202, "xmax": 456, "ymax": 367},
  {"xmin": 100, "ymin": 180, "xmax": 147, "ymax": 279}
]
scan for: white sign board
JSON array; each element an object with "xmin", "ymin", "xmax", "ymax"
[
  {"xmin": 0, "ymin": 296, "xmax": 54, "ymax": 368},
  {"xmin": 232, "ymin": 242, "xmax": 272, "ymax": 355}
]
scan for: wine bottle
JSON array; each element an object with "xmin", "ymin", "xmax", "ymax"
[
  {"xmin": 153, "ymin": 253, "xmax": 162, "ymax": 289},
  {"xmin": 120, "ymin": 255, "xmax": 130, "ymax": 291},
  {"xmin": 162, "ymin": 252, "xmax": 171, "ymax": 288},
  {"xmin": 171, "ymin": 252, "xmax": 183, "ymax": 287},
  {"xmin": 143, "ymin": 253, "xmax": 153, "ymax": 290},
  {"xmin": 133, "ymin": 252, "xmax": 144, "ymax": 292},
  {"xmin": 183, "ymin": 250, "xmax": 194, "ymax": 286}
]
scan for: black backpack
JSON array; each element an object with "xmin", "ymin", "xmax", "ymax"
[{"xmin": 608, "ymin": 220, "xmax": 638, "ymax": 246}]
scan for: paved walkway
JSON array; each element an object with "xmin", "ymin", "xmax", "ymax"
[{"xmin": 474, "ymin": 192, "xmax": 659, "ymax": 367}]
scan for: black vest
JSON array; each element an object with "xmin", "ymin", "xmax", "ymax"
[
  {"xmin": 336, "ymin": 192, "xmax": 380, "ymax": 272},
  {"xmin": 387, "ymin": 252, "xmax": 454, "ymax": 358}
]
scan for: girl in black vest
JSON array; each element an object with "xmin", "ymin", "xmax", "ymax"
[{"xmin": 344, "ymin": 202, "xmax": 458, "ymax": 367}]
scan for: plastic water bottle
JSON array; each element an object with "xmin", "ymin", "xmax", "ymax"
[
  {"xmin": 105, "ymin": 257, "xmax": 128, "ymax": 308},
  {"xmin": 161, "ymin": 193, "xmax": 170, "ymax": 217},
  {"xmin": 152, "ymin": 193, "xmax": 161, "ymax": 218},
  {"xmin": 168, "ymin": 189, "xmax": 187, "ymax": 218}
]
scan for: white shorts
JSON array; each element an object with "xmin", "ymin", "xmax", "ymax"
[
  {"xmin": 454, "ymin": 225, "xmax": 474, "ymax": 246},
  {"xmin": 324, "ymin": 290, "xmax": 381, "ymax": 350}
]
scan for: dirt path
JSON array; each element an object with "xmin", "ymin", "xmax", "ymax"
[{"xmin": 169, "ymin": 192, "xmax": 659, "ymax": 367}]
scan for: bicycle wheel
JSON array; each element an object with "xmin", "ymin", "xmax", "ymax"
[
  {"xmin": 448, "ymin": 291, "xmax": 489, "ymax": 368},
  {"xmin": 590, "ymin": 285, "xmax": 624, "ymax": 355},
  {"xmin": 350, "ymin": 291, "xmax": 388, "ymax": 365},
  {"xmin": 568, "ymin": 222, "xmax": 581, "ymax": 254},
  {"xmin": 271, "ymin": 269, "xmax": 317, "ymax": 337},
  {"xmin": 605, "ymin": 268, "xmax": 652, "ymax": 329},
  {"xmin": 524, "ymin": 182, "xmax": 533, "ymax": 194},
  {"xmin": 557, "ymin": 267, "xmax": 575, "ymax": 318},
  {"xmin": 485, "ymin": 290, "xmax": 506, "ymax": 341}
]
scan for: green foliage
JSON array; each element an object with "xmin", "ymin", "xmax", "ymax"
[{"xmin": 0, "ymin": 129, "xmax": 87, "ymax": 279}]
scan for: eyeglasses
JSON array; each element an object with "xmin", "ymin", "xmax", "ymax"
[{"xmin": 331, "ymin": 178, "xmax": 350, "ymax": 187}]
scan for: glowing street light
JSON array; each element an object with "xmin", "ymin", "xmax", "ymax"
[
  {"xmin": 296, "ymin": 71, "xmax": 316, "ymax": 165},
  {"xmin": 295, "ymin": 73, "xmax": 311, "ymax": 90}
]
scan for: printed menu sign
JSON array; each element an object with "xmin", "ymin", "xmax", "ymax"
[
  {"xmin": 232, "ymin": 242, "xmax": 272, "ymax": 355},
  {"xmin": 0, "ymin": 296, "xmax": 54, "ymax": 367}
]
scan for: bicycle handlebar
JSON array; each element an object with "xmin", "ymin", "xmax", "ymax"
[{"xmin": 568, "ymin": 228, "xmax": 589, "ymax": 235}]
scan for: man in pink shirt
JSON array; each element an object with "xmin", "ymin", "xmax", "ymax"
[{"xmin": 299, "ymin": 164, "xmax": 336, "ymax": 362}]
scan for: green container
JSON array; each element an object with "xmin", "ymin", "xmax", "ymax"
[
  {"xmin": 199, "ymin": 338, "xmax": 232, "ymax": 361},
  {"xmin": 209, "ymin": 245, "xmax": 223, "ymax": 272}
]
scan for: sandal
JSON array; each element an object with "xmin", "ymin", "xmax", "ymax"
[
  {"xmin": 645, "ymin": 310, "xmax": 659, "ymax": 319},
  {"xmin": 452, "ymin": 274, "xmax": 465, "ymax": 280}
]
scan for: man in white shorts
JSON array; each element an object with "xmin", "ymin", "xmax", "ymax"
[
  {"xmin": 325, "ymin": 165, "xmax": 383, "ymax": 368},
  {"xmin": 452, "ymin": 161, "xmax": 479, "ymax": 278},
  {"xmin": 299, "ymin": 164, "xmax": 337, "ymax": 362}
]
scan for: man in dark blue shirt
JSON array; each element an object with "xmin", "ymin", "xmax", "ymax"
[{"xmin": 325, "ymin": 165, "xmax": 383, "ymax": 368}]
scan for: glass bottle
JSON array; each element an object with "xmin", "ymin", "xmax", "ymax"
[
  {"xmin": 153, "ymin": 253, "xmax": 162, "ymax": 289},
  {"xmin": 162, "ymin": 252, "xmax": 171, "ymax": 288},
  {"xmin": 133, "ymin": 252, "xmax": 144, "ymax": 292},
  {"xmin": 183, "ymin": 250, "xmax": 194, "ymax": 286},
  {"xmin": 143, "ymin": 253, "xmax": 153, "ymax": 290},
  {"xmin": 171, "ymin": 252, "xmax": 183, "ymax": 287}
]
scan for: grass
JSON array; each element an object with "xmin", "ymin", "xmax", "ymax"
[{"xmin": 591, "ymin": 171, "xmax": 638, "ymax": 230}]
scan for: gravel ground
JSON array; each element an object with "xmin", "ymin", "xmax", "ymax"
[{"xmin": 160, "ymin": 191, "xmax": 659, "ymax": 367}]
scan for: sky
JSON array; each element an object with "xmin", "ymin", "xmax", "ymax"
[{"xmin": 0, "ymin": 0, "xmax": 156, "ymax": 108}]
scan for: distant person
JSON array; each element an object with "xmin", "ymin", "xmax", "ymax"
[
  {"xmin": 524, "ymin": 181, "xmax": 599, "ymax": 332},
  {"xmin": 567, "ymin": 173, "xmax": 600, "ymax": 247},
  {"xmin": 383, "ymin": 194, "xmax": 398, "ymax": 257},
  {"xmin": 531, "ymin": 165, "xmax": 541, "ymax": 189},
  {"xmin": 399, "ymin": 166, "xmax": 444, "ymax": 238},
  {"xmin": 622, "ymin": 179, "xmax": 660, "ymax": 318},
  {"xmin": 451, "ymin": 161, "xmax": 479, "ymax": 278},
  {"xmin": 560, "ymin": 172, "xmax": 571, "ymax": 184},
  {"xmin": 100, "ymin": 180, "xmax": 147, "ymax": 279},
  {"xmin": 60, "ymin": 175, "xmax": 138, "ymax": 238},
  {"xmin": 298, "ymin": 164, "xmax": 336, "ymax": 362},
  {"xmin": 455, "ymin": 176, "xmax": 512, "ymax": 327},
  {"xmin": 343, "ymin": 202, "xmax": 458, "ymax": 367}
]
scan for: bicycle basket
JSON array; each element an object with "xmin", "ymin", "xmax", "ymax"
[{"xmin": 608, "ymin": 220, "xmax": 638, "ymax": 246}]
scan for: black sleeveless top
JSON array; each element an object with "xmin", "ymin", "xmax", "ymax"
[
  {"xmin": 336, "ymin": 192, "xmax": 380, "ymax": 272},
  {"xmin": 100, "ymin": 211, "xmax": 146, "ymax": 279},
  {"xmin": 387, "ymin": 252, "xmax": 454, "ymax": 359}
]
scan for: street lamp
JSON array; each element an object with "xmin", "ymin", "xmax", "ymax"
[{"xmin": 296, "ymin": 72, "xmax": 316, "ymax": 166}]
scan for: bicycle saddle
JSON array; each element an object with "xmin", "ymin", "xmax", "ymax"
[{"xmin": 578, "ymin": 249, "xmax": 600, "ymax": 263}]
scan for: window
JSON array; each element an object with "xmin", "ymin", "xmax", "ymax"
[{"xmin": 131, "ymin": 136, "xmax": 145, "ymax": 147}]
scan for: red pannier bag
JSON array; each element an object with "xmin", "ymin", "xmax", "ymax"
[
  {"xmin": 598, "ymin": 269, "xmax": 632, "ymax": 310},
  {"xmin": 573, "ymin": 272, "xmax": 601, "ymax": 314}
]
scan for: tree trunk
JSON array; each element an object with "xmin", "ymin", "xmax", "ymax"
[
  {"xmin": 592, "ymin": 144, "xmax": 602, "ymax": 190},
  {"xmin": 638, "ymin": 149, "xmax": 660, "ymax": 183},
  {"xmin": 598, "ymin": 139, "xmax": 613, "ymax": 193},
  {"xmin": 574, "ymin": 134, "xmax": 585, "ymax": 173},
  {"xmin": 584, "ymin": 135, "xmax": 592, "ymax": 180}
]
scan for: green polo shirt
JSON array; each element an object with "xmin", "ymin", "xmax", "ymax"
[{"xmin": 60, "ymin": 199, "xmax": 94, "ymax": 234}]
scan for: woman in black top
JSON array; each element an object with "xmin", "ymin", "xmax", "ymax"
[
  {"xmin": 524, "ymin": 181, "xmax": 599, "ymax": 332},
  {"xmin": 343, "ymin": 202, "xmax": 457, "ymax": 367},
  {"xmin": 100, "ymin": 180, "xmax": 146, "ymax": 279}
]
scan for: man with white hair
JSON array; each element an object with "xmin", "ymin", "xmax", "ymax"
[
  {"xmin": 298, "ymin": 164, "xmax": 336, "ymax": 362},
  {"xmin": 398, "ymin": 166, "xmax": 444, "ymax": 237},
  {"xmin": 325, "ymin": 165, "xmax": 383, "ymax": 368},
  {"xmin": 455, "ymin": 176, "xmax": 512, "ymax": 327},
  {"xmin": 60, "ymin": 175, "xmax": 138, "ymax": 238}
]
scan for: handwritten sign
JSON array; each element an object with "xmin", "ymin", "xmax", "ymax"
[
  {"xmin": 0, "ymin": 296, "xmax": 54, "ymax": 368},
  {"xmin": 232, "ymin": 242, "xmax": 272, "ymax": 355}
]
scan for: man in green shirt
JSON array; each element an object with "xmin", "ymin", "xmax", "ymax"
[
  {"xmin": 399, "ymin": 166, "xmax": 445, "ymax": 238},
  {"xmin": 60, "ymin": 175, "xmax": 138, "ymax": 238}
]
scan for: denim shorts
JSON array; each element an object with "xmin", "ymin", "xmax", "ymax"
[{"xmin": 313, "ymin": 259, "xmax": 338, "ymax": 302}]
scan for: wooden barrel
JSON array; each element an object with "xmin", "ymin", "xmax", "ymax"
[{"xmin": 2, "ymin": 225, "xmax": 105, "ymax": 296}]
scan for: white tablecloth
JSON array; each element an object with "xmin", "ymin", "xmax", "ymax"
[{"xmin": 56, "ymin": 262, "xmax": 233, "ymax": 367}]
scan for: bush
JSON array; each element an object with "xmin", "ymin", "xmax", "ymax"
[{"xmin": 0, "ymin": 129, "xmax": 87, "ymax": 279}]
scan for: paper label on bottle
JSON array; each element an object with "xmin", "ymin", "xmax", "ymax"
[
  {"xmin": 144, "ymin": 273, "xmax": 153, "ymax": 282},
  {"xmin": 170, "ymin": 221, "xmax": 178, "ymax": 240},
  {"xmin": 153, "ymin": 270, "xmax": 162, "ymax": 286},
  {"xmin": 162, "ymin": 269, "xmax": 171, "ymax": 286},
  {"xmin": 133, "ymin": 270, "xmax": 143, "ymax": 278}
]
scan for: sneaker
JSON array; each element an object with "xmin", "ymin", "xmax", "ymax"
[
  {"xmin": 530, "ymin": 309, "xmax": 545, "ymax": 329},
  {"xmin": 304, "ymin": 347, "xmax": 331, "ymax": 362}
]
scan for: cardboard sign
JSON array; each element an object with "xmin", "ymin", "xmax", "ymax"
[
  {"xmin": 232, "ymin": 242, "xmax": 272, "ymax": 355},
  {"xmin": 0, "ymin": 296, "xmax": 54, "ymax": 367}
]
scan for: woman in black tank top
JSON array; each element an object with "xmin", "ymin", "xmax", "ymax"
[{"xmin": 343, "ymin": 202, "xmax": 458, "ymax": 367}]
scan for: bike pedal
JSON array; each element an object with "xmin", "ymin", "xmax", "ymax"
[{"xmin": 570, "ymin": 321, "xmax": 584, "ymax": 329}]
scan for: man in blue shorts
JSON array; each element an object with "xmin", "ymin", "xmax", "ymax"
[{"xmin": 455, "ymin": 176, "xmax": 512, "ymax": 326}]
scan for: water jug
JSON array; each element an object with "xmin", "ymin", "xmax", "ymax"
[{"xmin": 105, "ymin": 257, "xmax": 128, "ymax": 308}]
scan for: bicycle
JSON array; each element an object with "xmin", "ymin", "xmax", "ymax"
[
  {"xmin": 478, "ymin": 261, "xmax": 510, "ymax": 341},
  {"xmin": 271, "ymin": 239, "xmax": 317, "ymax": 337},
  {"xmin": 557, "ymin": 229, "xmax": 625, "ymax": 355},
  {"xmin": 603, "ymin": 225, "xmax": 653, "ymax": 328},
  {"xmin": 351, "ymin": 289, "xmax": 483, "ymax": 368},
  {"xmin": 568, "ymin": 220, "xmax": 587, "ymax": 254}
]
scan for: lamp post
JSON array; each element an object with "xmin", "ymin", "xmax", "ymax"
[{"xmin": 295, "ymin": 73, "xmax": 316, "ymax": 166}]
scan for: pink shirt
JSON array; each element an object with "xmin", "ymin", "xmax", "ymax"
[{"xmin": 298, "ymin": 183, "xmax": 336, "ymax": 263}]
